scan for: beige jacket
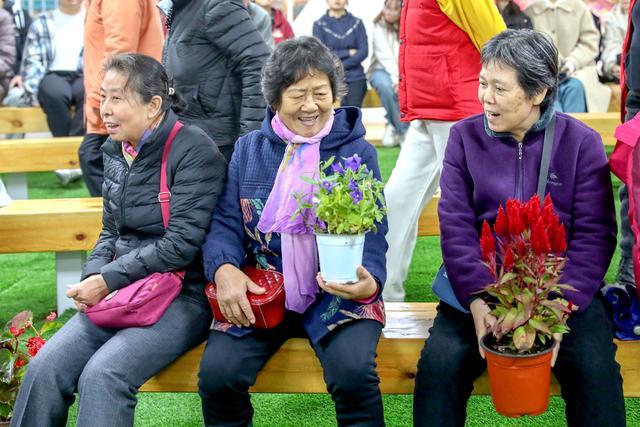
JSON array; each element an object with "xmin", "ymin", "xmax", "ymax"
[{"xmin": 526, "ymin": 0, "xmax": 611, "ymax": 112}]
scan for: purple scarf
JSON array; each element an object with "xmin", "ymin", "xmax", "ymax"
[{"xmin": 257, "ymin": 111, "xmax": 335, "ymax": 313}]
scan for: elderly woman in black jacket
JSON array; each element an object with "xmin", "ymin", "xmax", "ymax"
[
  {"xmin": 11, "ymin": 53, "xmax": 227, "ymax": 426},
  {"xmin": 162, "ymin": 0, "xmax": 271, "ymax": 162}
]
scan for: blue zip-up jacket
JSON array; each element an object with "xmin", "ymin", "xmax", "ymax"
[
  {"xmin": 313, "ymin": 11, "xmax": 368, "ymax": 84},
  {"xmin": 439, "ymin": 108, "xmax": 617, "ymax": 312},
  {"xmin": 202, "ymin": 106, "xmax": 388, "ymax": 343}
]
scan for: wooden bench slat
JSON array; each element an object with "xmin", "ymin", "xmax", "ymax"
[
  {"xmin": 0, "ymin": 198, "xmax": 102, "ymax": 253},
  {"xmin": 140, "ymin": 302, "xmax": 640, "ymax": 396},
  {"xmin": 0, "ymin": 137, "xmax": 82, "ymax": 173},
  {"xmin": 0, "ymin": 107, "xmax": 49, "ymax": 134}
]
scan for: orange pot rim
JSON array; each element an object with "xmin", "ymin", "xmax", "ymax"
[{"xmin": 480, "ymin": 334, "xmax": 555, "ymax": 359}]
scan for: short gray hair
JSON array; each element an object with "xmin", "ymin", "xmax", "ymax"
[
  {"xmin": 261, "ymin": 36, "xmax": 347, "ymax": 109},
  {"xmin": 481, "ymin": 29, "xmax": 558, "ymax": 109}
]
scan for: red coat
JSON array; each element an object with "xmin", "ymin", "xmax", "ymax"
[{"xmin": 398, "ymin": 0, "xmax": 483, "ymax": 122}]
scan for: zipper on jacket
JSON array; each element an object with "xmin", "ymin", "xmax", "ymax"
[
  {"xmin": 119, "ymin": 157, "xmax": 130, "ymax": 226},
  {"xmin": 515, "ymin": 141, "xmax": 524, "ymax": 201}
]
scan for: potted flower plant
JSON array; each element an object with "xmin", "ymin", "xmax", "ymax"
[
  {"xmin": 294, "ymin": 154, "xmax": 386, "ymax": 283},
  {"xmin": 0, "ymin": 311, "xmax": 61, "ymax": 423},
  {"xmin": 478, "ymin": 194, "xmax": 577, "ymax": 417}
]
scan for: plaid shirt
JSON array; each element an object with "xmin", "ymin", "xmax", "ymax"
[{"xmin": 20, "ymin": 11, "xmax": 83, "ymax": 103}]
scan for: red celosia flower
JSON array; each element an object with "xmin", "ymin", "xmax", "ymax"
[
  {"xmin": 503, "ymin": 245, "xmax": 515, "ymax": 271},
  {"xmin": 525, "ymin": 194, "xmax": 542, "ymax": 227},
  {"xmin": 494, "ymin": 205, "xmax": 509, "ymax": 237},
  {"xmin": 542, "ymin": 203, "xmax": 555, "ymax": 227},
  {"xmin": 517, "ymin": 240, "xmax": 527, "ymax": 257},
  {"xmin": 549, "ymin": 221, "xmax": 567, "ymax": 253},
  {"xmin": 544, "ymin": 193, "xmax": 553, "ymax": 208},
  {"xmin": 46, "ymin": 312, "xmax": 57, "ymax": 321},
  {"xmin": 531, "ymin": 217, "xmax": 551, "ymax": 255},
  {"xmin": 480, "ymin": 220, "xmax": 495, "ymax": 262},
  {"xmin": 507, "ymin": 199, "xmax": 526, "ymax": 236},
  {"xmin": 26, "ymin": 336, "xmax": 46, "ymax": 357}
]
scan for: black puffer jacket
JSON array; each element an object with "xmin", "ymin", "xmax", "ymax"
[
  {"xmin": 163, "ymin": 0, "xmax": 270, "ymax": 148},
  {"xmin": 82, "ymin": 111, "xmax": 227, "ymax": 303}
]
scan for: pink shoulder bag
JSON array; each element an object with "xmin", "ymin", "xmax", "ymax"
[{"xmin": 86, "ymin": 121, "xmax": 185, "ymax": 328}]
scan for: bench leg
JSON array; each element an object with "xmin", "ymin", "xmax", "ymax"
[
  {"xmin": 56, "ymin": 252, "xmax": 86, "ymax": 315},
  {"xmin": 4, "ymin": 173, "xmax": 28, "ymax": 199}
]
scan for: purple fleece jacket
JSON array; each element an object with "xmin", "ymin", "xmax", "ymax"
[{"xmin": 439, "ymin": 111, "xmax": 617, "ymax": 312}]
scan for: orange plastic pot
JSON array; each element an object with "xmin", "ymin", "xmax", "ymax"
[{"xmin": 480, "ymin": 335, "xmax": 554, "ymax": 417}]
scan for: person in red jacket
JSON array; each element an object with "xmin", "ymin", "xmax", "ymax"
[
  {"xmin": 382, "ymin": 0, "xmax": 506, "ymax": 302},
  {"xmin": 254, "ymin": 0, "xmax": 294, "ymax": 45}
]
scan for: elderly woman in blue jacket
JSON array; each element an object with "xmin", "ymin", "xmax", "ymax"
[
  {"xmin": 413, "ymin": 29, "xmax": 625, "ymax": 427},
  {"xmin": 199, "ymin": 36, "xmax": 388, "ymax": 426}
]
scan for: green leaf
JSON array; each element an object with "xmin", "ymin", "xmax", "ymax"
[
  {"xmin": 39, "ymin": 321, "xmax": 62, "ymax": 336},
  {"xmin": 0, "ymin": 349, "xmax": 15, "ymax": 384},
  {"xmin": 528, "ymin": 317, "xmax": 551, "ymax": 335}
]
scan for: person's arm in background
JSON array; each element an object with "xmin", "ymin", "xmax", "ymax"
[
  {"xmin": 563, "ymin": 5, "xmax": 600, "ymax": 72},
  {"xmin": 16, "ymin": 15, "xmax": 46, "ymax": 97},
  {"xmin": 371, "ymin": 24, "xmax": 399, "ymax": 85},
  {"xmin": 204, "ymin": 0, "xmax": 270, "ymax": 135},
  {"xmin": 341, "ymin": 18, "xmax": 368, "ymax": 70},
  {"xmin": 436, "ymin": 0, "xmax": 506, "ymax": 51},
  {"xmin": 602, "ymin": 12, "xmax": 624, "ymax": 79},
  {"xmin": 0, "ymin": 10, "xmax": 16, "ymax": 87}
]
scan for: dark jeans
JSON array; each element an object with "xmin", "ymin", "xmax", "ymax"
[
  {"xmin": 198, "ymin": 317, "xmax": 384, "ymax": 426},
  {"xmin": 618, "ymin": 185, "xmax": 636, "ymax": 285},
  {"xmin": 79, "ymin": 133, "xmax": 108, "ymax": 196},
  {"xmin": 413, "ymin": 296, "xmax": 625, "ymax": 427},
  {"xmin": 37, "ymin": 71, "xmax": 84, "ymax": 137},
  {"xmin": 341, "ymin": 79, "xmax": 367, "ymax": 108}
]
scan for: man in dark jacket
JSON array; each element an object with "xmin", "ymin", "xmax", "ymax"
[{"xmin": 163, "ymin": 0, "xmax": 270, "ymax": 162}]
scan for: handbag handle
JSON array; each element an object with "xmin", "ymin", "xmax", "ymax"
[
  {"xmin": 158, "ymin": 121, "xmax": 184, "ymax": 228},
  {"xmin": 536, "ymin": 113, "xmax": 556, "ymax": 204}
]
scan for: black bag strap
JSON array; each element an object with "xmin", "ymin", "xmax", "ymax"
[{"xmin": 536, "ymin": 113, "xmax": 556, "ymax": 204}]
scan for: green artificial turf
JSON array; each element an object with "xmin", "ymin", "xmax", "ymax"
[{"xmin": 1, "ymin": 148, "xmax": 637, "ymax": 426}]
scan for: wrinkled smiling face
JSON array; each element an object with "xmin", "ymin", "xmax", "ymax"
[
  {"xmin": 277, "ymin": 71, "xmax": 334, "ymax": 138},
  {"xmin": 478, "ymin": 61, "xmax": 545, "ymax": 140},
  {"xmin": 100, "ymin": 70, "xmax": 156, "ymax": 143}
]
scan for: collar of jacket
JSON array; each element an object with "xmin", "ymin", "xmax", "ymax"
[
  {"xmin": 483, "ymin": 103, "xmax": 555, "ymax": 140},
  {"xmin": 102, "ymin": 110, "xmax": 178, "ymax": 159},
  {"xmin": 528, "ymin": 0, "xmax": 575, "ymax": 15}
]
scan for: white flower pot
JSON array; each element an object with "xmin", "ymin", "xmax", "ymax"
[{"xmin": 316, "ymin": 234, "xmax": 365, "ymax": 283}]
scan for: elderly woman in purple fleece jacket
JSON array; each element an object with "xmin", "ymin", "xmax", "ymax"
[{"xmin": 413, "ymin": 29, "xmax": 626, "ymax": 427}]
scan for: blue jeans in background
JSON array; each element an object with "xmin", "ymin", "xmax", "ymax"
[
  {"xmin": 369, "ymin": 69, "xmax": 409, "ymax": 136},
  {"xmin": 555, "ymin": 77, "xmax": 587, "ymax": 113}
]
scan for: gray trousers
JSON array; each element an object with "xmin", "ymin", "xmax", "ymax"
[{"xmin": 11, "ymin": 295, "xmax": 211, "ymax": 427}]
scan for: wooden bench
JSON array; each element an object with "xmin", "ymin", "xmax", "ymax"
[
  {"xmin": 0, "ymin": 196, "xmax": 440, "ymax": 314},
  {"xmin": 139, "ymin": 301, "xmax": 640, "ymax": 397},
  {"xmin": 0, "ymin": 106, "xmax": 49, "ymax": 134},
  {"xmin": 0, "ymin": 198, "xmax": 102, "ymax": 313}
]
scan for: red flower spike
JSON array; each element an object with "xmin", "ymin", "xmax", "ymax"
[
  {"xmin": 544, "ymin": 193, "xmax": 552, "ymax": 207},
  {"xmin": 494, "ymin": 205, "xmax": 509, "ymax": 237},
  {"xmin": 46, "ymin": 312, "xmax": 57, "ymax": 321},
  {"xmin": 480, "ymin": 220, "xmax": 496, "ymax": 262},
  {"xmin": 503, "ymin": 245, "xmax": 515, "ymax": 271},
  {"xmin": 550, "ymin": 222, "xmax": 567, "ymax": 253},
  {"xmin": 531, "ymin": 217, "xmax": 551, "ymax": 255},
  {"xmin": 517, "ymin": 240, "xmax": 527, "ymax": 257},
  {"xmin": 526, "ymin": 195, "xmax": 542, "ymax": 227},
  {"xmin": 542, "ymin": 203, "xmax": 555, "ymax": 227},
  {"xmin": 507, "ymin": 200, "xmax": 525, "ymax": 236}
]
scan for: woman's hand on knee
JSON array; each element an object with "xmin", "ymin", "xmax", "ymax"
[
  {"xmin": 66, "ymin": 274, "xmax": 110, "ymax": 306},
  {"xmin": 316, "ymin": 266, "xmax": 378, "ymax": 300},
  {"xmin": 214, "ymin": 264, "xmax": 265, "ymax": 327},
  {"xmin": 470, "ymin": 298, "xmax": 496, "ymax": 359}
]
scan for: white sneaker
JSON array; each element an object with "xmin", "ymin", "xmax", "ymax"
[
  {"xmin": 382, "ymin": 124, "xmax": 398, "ymax": 147},
  {"xmin": 55, "ymin": 168, "xmax": 83, "ymax": 185}
]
